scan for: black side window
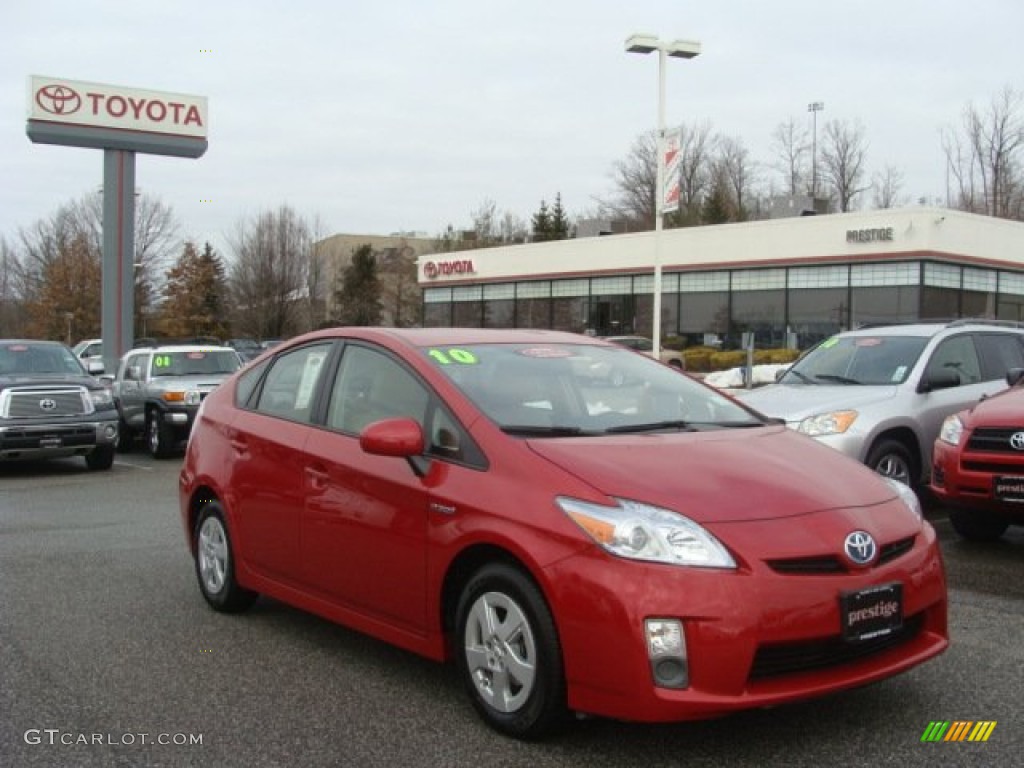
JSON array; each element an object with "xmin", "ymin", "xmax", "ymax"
[
  {"xmin": 924, "ymin": 335, "xmax": 982, "ymax": 386},
  {"xmin": 975, "ymin": 333, "xmax": 1024, "ymax": 380},
  {"xmin": 254, "ymin": 344, "xmax": 332, "ymax": 423}
]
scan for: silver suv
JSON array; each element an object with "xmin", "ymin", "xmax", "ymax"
[
  {"xmin": 738, "ymin": 320, "xmax": 1024, "ymax": 489},
  {"xmin": 111, "ymin": 344, "xmax": 242, "ymax": 458}
]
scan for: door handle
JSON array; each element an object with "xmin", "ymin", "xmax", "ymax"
[{"xmin": 305, "ymin": 465, "xmax": 329, "ymax": 489}]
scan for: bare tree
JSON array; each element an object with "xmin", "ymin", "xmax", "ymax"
[
  {"xmin": 820, "ymin": 119, "xmax": 870, "ymax": 212},
  {"xmin": 770, "ymin": 117, "xmax": 809, "ymax": 196},
  {"xmin": 602, "ymin": 131, "xmax": 658, "ymax": 230},
  {"xmin": 942, "ymin": 87, "xmax": 1024, "ymax": 220},
  {"xmin": 229, "ymin": 205, "xmax": 314, "ymax": 339},
  {"xmin": 716, "ymin": 135, "xmax": 759, "ymax": 221},
  {"xmin": 871, "ymin": 165, "xmax": 906, "ymax": 209},
  {"xmin": 673, "ymin": 121, "xmax": 716, "ymax": 226}
]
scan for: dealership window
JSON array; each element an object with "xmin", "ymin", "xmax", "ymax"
[
  {"xmin": 962, "ymin": 267, "xmax": 997, "ymax": 318},
  {"xmin": 678, "ymin": 272, "xmax": 729, "ymax": 346},
  {"xmin": 632, "ymin": 274, "xmax": 678, "ymax": 340},
  {"xmin": 731, "ymin": 269, "xmax": 785, "ymax": 347},
  {"xmin": 997, "ymin": 272, "xmax": 1024, "ymax": 321},
  {"xmin": 422, "ymin": 287, "xmax": 453, "ymax": 328},
  {"xmin": 451, "ymin": 285, "xmax": 483, "ymax": 327},
  {"xmin": 483, "ymin": 283, "xmax": 515, "ymax": 328},
  {"xmin": 550, "ymin": 279, "xmax": 590, "ymax": 334},
  {"xmin": 921, "ymin": 262, "xmax": 961, "ymax": 319},
  {"xmin": 849, "ymin": 262, "xmax": 920, "ymax": 326},
  {"xmin": 787, "ymin": 266, "xmax": 849, "ymax": 345},
  {"xmin": 515, "ymin": 281, "xmax": 551, "ymax": 329}
]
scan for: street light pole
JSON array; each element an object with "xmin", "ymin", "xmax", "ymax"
[
  {"xmin": 626, "ymin": 34, "xmax": 701, "ymax": 359},
  {"xmin": 808, "ymin": 101, "xmax": 824, "ymax": 202}
]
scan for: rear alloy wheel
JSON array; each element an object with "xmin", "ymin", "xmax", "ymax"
[
  {"xmin": 949, "ymin": 507, "xmax": 1009, "ymax": 542},
  {"xmin": 455, "ymin": 563, "xmax": 567, "ymax": 740},
  {"xmin": 147, "ymin": 410, "xmax": 176, "ymax": 459},
  {"xmin": 194, "ymin": 501, "xmax": 257, "ymax": 613},
  {"xmin": 84, "ymin": 445, "xmax": 115, "ymax": 471},
  {"xmin": 865, "ymin": 439, "xmax": 917, "ymax": 488}
]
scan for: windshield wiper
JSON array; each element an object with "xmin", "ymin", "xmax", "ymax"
[
  {"xmin": 784, "ymin": 368, "xmax": 816, "ymax": 385},
  {"xmin": 500, "ymin": 425, "xmax": 596, "ymax": 437},
  {"xmin": 813, "ymin": 373, "xmax": 863, "ymax": 385},
  {"xmin": 604, "ymin": 420, "xmax": 694, "ymax": 434}
]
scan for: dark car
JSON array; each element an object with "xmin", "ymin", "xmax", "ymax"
[
  {"xmin": 0, "ymin": 339, "xmax": 118, "ymax": 470},
  {"xmin": 931, "ymin": 368, "xmax": 1024, "ymax": 541},
  {"xmin": 179, "ymin": 327, "xmax": 947, "ymax": 739},
  {"xmin": 226, "ymin": 338, "xmax": 264, "ymax": 362}
]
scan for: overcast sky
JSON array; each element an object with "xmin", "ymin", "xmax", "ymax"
[{"xmin": 3, "ymin": 0, "xmax": 1022, "ymax": 257}]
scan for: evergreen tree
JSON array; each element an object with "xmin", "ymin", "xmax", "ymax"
[
  {"xmin": 548, "ymin": 192, "xmax": 571, "ymax": 239},
  {"xmin": 160, "ymin": 241, "xmax": 229, "ymax": 338},
  {"xmin": 531, "ymin": 200, "xmax": 551, "ymax": 241},
  {"xmin": 334, "ymin": 244, "xmax": 381, "ymax": 326}
]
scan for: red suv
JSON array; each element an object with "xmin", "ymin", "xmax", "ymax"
[{"xmin": 931, "ymin": 369, "xmax": 1024, "ymax": 541}]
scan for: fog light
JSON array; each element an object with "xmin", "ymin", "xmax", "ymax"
[
  {"xmin": 645, "ymin": 618, "xmax": 688, "ymax": 689},
  {"xmin": 104, "ymin": 424, "xmax": 117, "ymax": 439}
]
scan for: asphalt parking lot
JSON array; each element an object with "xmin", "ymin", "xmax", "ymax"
[{"xmin": 1, "ymin": 452, "xmax": 1022, "ymax": 767}]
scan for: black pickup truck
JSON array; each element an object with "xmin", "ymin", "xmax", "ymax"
[{"xmin": 0, "ymin": 339, "xmax": 119, "ymax": 470}]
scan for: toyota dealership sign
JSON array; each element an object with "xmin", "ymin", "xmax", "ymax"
[{"xmin": 29, "ymin": 75, "xmax": 207, "ymax": 139}]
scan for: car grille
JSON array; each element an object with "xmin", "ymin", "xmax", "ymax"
[
  {"xmin": 0, "ymin": 387, "xmax": 90, "ymax": 418},
  {"xmin": 765, "ymin": 536, "xmax": 916, "ymax": 574},
  {"xmin": 748, "ymin": 613, "xmax": 924, "ymax": 680},
  {"xmin": 966, "ymin": 427, "xmax": 1024, "ymax": 454}
]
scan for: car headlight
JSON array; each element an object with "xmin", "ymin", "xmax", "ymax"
[
  {"xmin": 557, "ymin": 497, "xmax": 736, "ymax": 569},
  {"xmin": 797, "ymin": 410, "xmax": 858, "ymax": 437},
  {"xmin": 884, "ymin": 476, "xmax": 923, "ymax": 521},
  {"xmin": 939, "ymin": 413, "xmax": 964, "ymax": 446},
  {"xmin": 88, "ymin": 389, "xmax": 113, "ymax": 408}
]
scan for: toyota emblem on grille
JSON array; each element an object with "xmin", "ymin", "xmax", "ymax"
[
  {"xmin": 35, "ymin": 84, "xmax": 82, "ymax": 116},
  {"xmin": 1010, "ymin": 432, "xmax": 1024, "ymax": 451},
  {"xmin": 844, "ymin": 531, "xmax": 877, "ymax": 566},
  {"xmin": 39, "ymin": 398, "xmax": 58, "ymax": 411}
]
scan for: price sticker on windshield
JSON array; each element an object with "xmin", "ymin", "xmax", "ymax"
[{"xmin": 428, "ymin": 348, "xmax": 479, "ymax": 365}]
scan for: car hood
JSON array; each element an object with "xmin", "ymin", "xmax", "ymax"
[
  {"xmin": 735, "ymin": 383, "xmax": 899, "ymax": 422},
  {"xmin": 0, "ymin": 373, "xmax": 103, "ymax": 390},
  {"xmin": 525, "ymin": 425, "xmax": 897, "ymax": 523},
  {"xmin": 967, "ymin": 387, "xmax": 1024, "ymax": 426}
]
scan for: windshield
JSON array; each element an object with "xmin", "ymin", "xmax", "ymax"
[
  {"xmin": 780, "ymin": 335, "xmax": 929, "ymax": 386},
  {"xmin": 150, "ymin": 350, "xmax": 242, "ymax": 377},
  {"xmin": 0, "ymin": 342, "xmax": 86, "ymax": 376},
  {"xmin": 424, "ymin": 342, "xmax": 760, "ymax": 435}
]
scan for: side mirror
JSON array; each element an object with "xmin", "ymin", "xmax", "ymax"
[
  {"xmin": 917, "ymin": 368, "xmax": 960, "ymax": 393},
  {"xmin": 87, "ymin": 360, "xmax": 105, "ymax": 375},
  {"xmin": 1007, "ymin": 368, "xmax": 1024, "ymax": 387},
  {"xmin": 360, "ymin": 417, "xmax": 425, "ymax": 458},
  {"xmin": 126, "ymin": 365, "xmax": 142, "ymax": 382}
]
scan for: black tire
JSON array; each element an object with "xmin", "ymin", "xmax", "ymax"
[
  {"xmin": 949, "ymin": 507, "xmax": 1009, "ymax": 542},
  {"xmin": 84, "ymin": 445, "xmax": 115, "ymax": 471},
  {"xmin": 147, "ymin": 410, "xmax": 176, "ymax": 459},
  {"xmin": 865, "ymin": 438, "xmax": 918, "ymax": 488},
  {"xmin": 193, "ymin": 501, "xmax": 257, "ymax": 613},
  {"xmin": 116, "ymin": 418, "xmax": 134, "ymax": 452},
  {"xmin": 454, "ymin": 563, "xmax": 567, "ymax": 740}
]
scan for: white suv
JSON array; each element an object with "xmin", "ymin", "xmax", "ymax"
[{"xmin": 738, "ymin": 320, "xmax": 1024, "ymax": 489}]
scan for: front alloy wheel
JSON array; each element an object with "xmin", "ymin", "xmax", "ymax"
[
  {"xmin": 147, "ymin": 411, "xmax": 175, "ymax": 459},
  {"xmin": 866, "ymin": 438, "xmax": 916, "ymax": 488},
  {"xmin": 455, "ymin": 564, "xmax": 566, "ymax": 739},
  {"xmin": 194, "ymin": 502, "xmax": 257, "ymax": 613}
]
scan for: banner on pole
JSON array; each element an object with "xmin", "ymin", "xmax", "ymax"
[{"xmin": 661, "ymin": 128, "xmax": 682, "ymax": 213}]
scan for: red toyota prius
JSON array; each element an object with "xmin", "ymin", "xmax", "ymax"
[{"xmin": 178, "ymin": 328, "xmax": 948, "ymax": 738}]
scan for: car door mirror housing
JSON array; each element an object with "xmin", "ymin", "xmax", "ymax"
[
  {"xmin": 360, "ymin": 417, "xmax": 425, "ymax": 458},
  {"xmin": 918, "ymin": 368, "xmax": 961, "ymax": 393},
  {"xmin": 1007, "ymin": 367, "xmax": 1024, "ymax": 387}
]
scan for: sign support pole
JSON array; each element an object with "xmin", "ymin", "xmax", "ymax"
[{"xmin": 101, "ymin": 149, "xmax": 136, "ymax": 374}]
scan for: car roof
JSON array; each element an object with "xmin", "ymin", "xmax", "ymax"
[
  {"xmin": 2, "ymin": 339, "xmax": 70, "ymax": 348},
  {"xmin": 133, "ymin": 344, "xmax": 236, "ymax": 353},
  {"xmin": 288, "ymin": 326, "xmax": 609, "ymax": 349}
]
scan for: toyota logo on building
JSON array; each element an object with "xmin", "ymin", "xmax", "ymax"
[
  {"xmin": 843, "ymin": 530, "xmax": 877, "ymax": 566},
  {"xmin": 35, "ymin": 83, "xmax": 82, "ymax": 116},
  {"xmin": 424, "ymin": 261, "xmax": 439, "ymax": 279},
  {"xmin": 1010, "ymin": 432, "xmax": 1024, "ymax": 451},
  {"xmin": 39, "ymin": 398, "xmax": 58, "ymax": 411}
]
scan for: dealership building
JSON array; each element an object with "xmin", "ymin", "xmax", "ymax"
[{"xmin": 417, "ymin": 207, "xmax": 1024, "ymax": 349}]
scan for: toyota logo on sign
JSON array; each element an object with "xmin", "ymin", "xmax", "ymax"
[
  {"xmin": 35, "ymin": 84, "xmax": 82, "ymax": 116},
  {"xmin": 39, "ymin": 398, "xmax": 57, "ymax": 411},
  {"xmin": 1010, "ymin": 432, "xmax": 1024, "ymax": 451},
  {"xmin": 843, "ymin": 530, "xmax": 877, "ymax": 566}
]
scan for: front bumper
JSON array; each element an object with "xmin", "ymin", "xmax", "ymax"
[
  {"xmin": 930, "ymin": 439, "xmax": 1024, "ymax": 521},
  {"xmin": 543, "ymin": 513, "xmax": 947, "ymax": 723},
  {"xmin": 0, "ymin": 418, "xmax": 118, "ymax": 461}
]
